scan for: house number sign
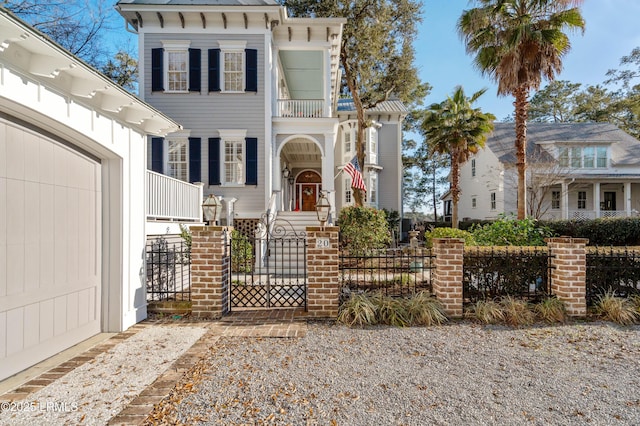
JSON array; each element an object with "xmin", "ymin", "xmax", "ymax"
[{"xmin": 316, "ymin": 237, "xmax": 330, "ymax": 248}]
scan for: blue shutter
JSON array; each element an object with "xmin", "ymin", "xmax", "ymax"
[
  {"xmin": 245, "ymin": 137, "xmax": 258, "ymax": 185},
  {"xmin": 188, "ymin": 137, "xmax": 201, "ymax": 183},
  {"xmin": 151, "ymin": 48, "xmax": 164, "ymax": 92},
  {"xmin": 208, "ymin": 49, "xmax": 220, "ymax": 92},
  {"xmin": 208, "ymin": 137, "xmax": 221, "ymax": 185},
  {"xmin": 245, "ymin": 49, "xmax": 258, "ymax": 92},
  {"xmin": 189, "ymin": 48, "xmax": 201, "ymax": 92},
  {"xmin": 151, "ymin": 137, "xmax": 164, "ymax": 173}
]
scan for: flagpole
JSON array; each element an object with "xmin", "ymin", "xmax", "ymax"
[{"xmin": 334, "ymin": 167, "xmax": 344, "ymax": 181}]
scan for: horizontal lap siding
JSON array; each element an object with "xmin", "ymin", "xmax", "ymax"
[
  {"xmin": 377, "ymin": 122, "xmax": 402, "ymax": 212},
  {"xmin": 143, "ymin": 33, "xmax": 266, "ymax": 215}
]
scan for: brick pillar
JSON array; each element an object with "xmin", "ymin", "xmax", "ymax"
[
  {"xmin": 306, "ymin": 226, "xmax": 340, "ymax": 318},
  {"xmin": 432, "ymin": 238, "xmax": 464, "ymax": 318},
  {"xmin": 190, "ymin": 226, "xmax": 231, "ymax": 318},
  {"xmin": 545, "ymin": 237, "xmax": 588, "ymax": 317}
]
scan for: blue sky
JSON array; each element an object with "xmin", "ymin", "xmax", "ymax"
[{"xmin": 417, "ymin": 0, "xmax": 640, "ymax": 121}]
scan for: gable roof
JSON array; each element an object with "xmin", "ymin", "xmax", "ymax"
[{"xmin": 487, "ymin": 122, "xmax": 640, "ymax": 166}]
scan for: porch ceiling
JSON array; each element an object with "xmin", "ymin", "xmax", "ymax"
[
  {"xmin": 279, "ymin": 50, "xmax": 323, "ymax": 99},
  {"xmin": 281, "ymin": 139, "xmax": 321, "ymax": 167}
]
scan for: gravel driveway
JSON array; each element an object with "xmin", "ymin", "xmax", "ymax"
[{"xmin": 157, "ymin": 321, "xmax": 640, "ymax": 425}]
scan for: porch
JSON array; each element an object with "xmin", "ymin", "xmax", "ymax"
[{"xmin": 540, "ymin": 180, "xmax": 640, "ymax": 221}]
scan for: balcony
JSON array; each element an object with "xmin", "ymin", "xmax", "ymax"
[
  {"xmin": 146, "ymin": 170, "xmax": 203, "ymax": 222},
  {"xmin": 276, "ymin": 99, "xmax": 326, "ymax": 118}
]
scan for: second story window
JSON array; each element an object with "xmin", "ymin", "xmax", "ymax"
[
  {"xmin": 471, "ymin": 159, "xmax": 476, "ymax": 177},
  {"xmin": 152, "ymin": 41, "xmax": 201, "ymax": 93},
  {"xmin": 223, "ymin": 50, "xmax": 244, "ymax": 92},
  {"xmin": 558, "ymin": 146, "xmax": 608, "ymax": 169},
  {"xmin": 344, "ymin": 129, "xmax": 352, "ymax": 157}
]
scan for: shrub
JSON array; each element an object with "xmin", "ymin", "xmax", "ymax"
[
  {"xmin": 541, "ymin": 217, "xmax": 640, "ymax": 246},
  {"xmin": 338, "ymin": 206, "xmax": 391, "ymax": 254},
  {"xmin": 404, "ymin": 292, "xmax": 448, "ymax": 326},
  {"xmin": 374, "ymin": 294, "xmax": 410, "ymax": 327},
  {"xmin": 424, "ymin": 227, "xmax": 476, "ymax": 248},
  {"xmin": 231, "ymin": 230, "xmax": 254, "ymax": 273},
  {"xmin": 337, "ymin": 292, "xmax": 378, "ymax": 327},
  {"xmin": 467, "ymin": 300, "xmax": 505, "ymax": 324},
  {"xmin": 500, "ymin": 296, "xmax": 535, "ymax": 326},
  {"xmin": 534, "ymin": 297, "xmax": 567, "ymax": 324},
  {"xmin": 471, "ymin": 215, "xmax": 554, "ymax": 246},
  {"xmin": 593, "ymin": 290, "xmax": 639, "ymax": 325}
]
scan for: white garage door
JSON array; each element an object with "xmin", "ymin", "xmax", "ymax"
[{"xmin": 0, "ymin": 117, "xmax": 102, "ymax": 381}]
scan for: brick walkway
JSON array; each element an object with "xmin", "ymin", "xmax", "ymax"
[{"xmin": 0, "ymin": 309, "xmax": 309, "ymax": 425}]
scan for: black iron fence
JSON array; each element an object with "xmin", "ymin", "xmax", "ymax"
[
  {"xmin": 463, "ymin": 246, "xmax": 553, "ymax": 305},
  {"xmin": 586, "ymin": 246, "xmax": 640, "ymax": 305},
  {"xmin": 339, "ymin": 248, "xmax": 434, "ymax": 300},
  {"xmin": 145, "ymin": 237, "xmax": 191, "ymax": 301}
]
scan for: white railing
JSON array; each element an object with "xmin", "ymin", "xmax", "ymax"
[
  {"xmin": 276, "ymin": 99, "xmax": 325, "ymax": 118},
  {"xmin": 146, "ymin": 170, "xmax": 203, "ymax": 222},
  {"xmin": 569, "ymin": 210, "xmax": 633, "ymax": 220}
]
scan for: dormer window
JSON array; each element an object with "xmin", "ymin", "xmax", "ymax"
[{"xmin": 558, "ymin": 146, "xmax": 608, "ymax": 169}]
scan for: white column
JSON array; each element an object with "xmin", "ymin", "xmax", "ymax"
[
  {"xmin": 324, "ymin": 48, "xmax": 332, "ymax": 117},
  {"xmin": 322, "ymin": 132, "xmax": 336, "ymax": 220},
  {"xmin": 561, "ymin": 181, "xmax": 569, "ymax": 220},
  {"xmin": 594, "ymin": 182, "xmax": 600, "ymax": 219},
  {"xmin": 625, "ymin": 182, "xmax": 632, "ymax": 216}
]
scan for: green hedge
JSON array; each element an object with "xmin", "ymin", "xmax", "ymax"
[{"xmin": 540, "ymin": 218, "xmax": 640, "ymax": 246}]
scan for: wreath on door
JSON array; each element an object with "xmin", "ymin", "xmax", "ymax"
[{"xmin": 303, "ymin": 187, "xmax": 314, "ymax": 196}]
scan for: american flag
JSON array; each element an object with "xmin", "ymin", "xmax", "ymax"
[{"xmin": 344, "ymin": 155, "xmax": 366, "ymax": 192}]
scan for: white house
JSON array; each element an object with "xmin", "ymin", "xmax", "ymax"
[
  {"xmin": 116, "ymin": 0, "xmax": 407, "ymax": 234},
  {"xmin": 446, "ymin": 122, "xmax": 640, "ymax": 222},
  {"xmin": 0, "ymin": 9, "xmax": 180, "ymax": 381}
]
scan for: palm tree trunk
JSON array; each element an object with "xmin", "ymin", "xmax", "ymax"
[
  {"xmin": 451, "ymin": 152, "xmax": 460, "ymax": 229},
  {"xmin": 514, "ymin": 85, "xmax": 529, "ymax": 220}
]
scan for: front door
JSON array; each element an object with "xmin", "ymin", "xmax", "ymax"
[
  {"xmin": 301, "ymin": 185, "xmax": 317, "ymax": 211},
  {"xmin": 603, "ymin": 192, "xmax": 616, "ymax": 211},
  {"xmin": 295, "ymin": 170, "xmax": 322, "ymax": 211}
]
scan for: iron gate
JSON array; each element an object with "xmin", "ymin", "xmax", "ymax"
[{"xmin": 227, "ymin": 214, "xmax": 308, "ymax": 310}]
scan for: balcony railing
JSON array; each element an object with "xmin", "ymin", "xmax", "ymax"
[
  {"xmin": 146, "ymin": 170, "xmax": 203, "ymax": 222},
  {"xmin": 276, "ymin": 99, "xmax": 325, "ymax": 118},
  {"xmin": 569, "ymin": 210, "xmax": 633, "ymax": 220}
]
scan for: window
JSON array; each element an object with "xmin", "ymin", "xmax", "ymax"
[
  {"xmin": 344, "ymin": 129, "xmax": 352, "ymax": 157},
  {"xmin": 223, "ymin": 50, "xmax": 244, "ymax": 92},
  {"xmin": 369, "ymin": 174, "xmax": 378, "ymax": 206},
  {"xmin": 167, "ymin": 50, "xmax": 188, "ymax": 92},
  {"xmin": 578, "ymin": 191, "xmax": 587, "ymax": 209},
  {"xmin": 472, "ymin": 197, "xmax": 477, "ymax": 209},
  {"xmin": 552, "ymin": 191, "xmax": 560, "ymax": 209},
  {"xmin": 471, "ymin": 159, "xmax": 476, "ymax": 177},
  {"xmin": 558, "ymin": 146, "xmax": 608, "ymax": 168},
  {"xmin": 223, "ymin": 140, "xmax": 244, "ymax": 185},
  {"xmin": 167, "ymin": 139, "xmax": 188, "ymax": 181},
  {"xmin": 345, "ymin": 178, "xmax": 352, "ymax": 203},
  {"xmin": 596, "ymin": 147, "xmax": 608, "ymax": 168},
  {"xmin": 490, "ymin": 192, "xmax": 496, "ymax": 210}
]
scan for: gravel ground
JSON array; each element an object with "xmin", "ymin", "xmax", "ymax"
[
  {"xmin": 171, "ymin": 322, "xmax": 640, "ymax": 425},
  {"xmin": 0, "ymin": 325, "xmax": 207, "ymax": 426}
]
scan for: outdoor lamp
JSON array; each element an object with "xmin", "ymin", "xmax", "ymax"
[
  {"xmin": 282, "ymin": 165, "xmax": 290, "ymax": 179},
  {"xmin": 202, "ymin": 194, "xmax": 222, "ymax": 225},
  {"xmin": 315, "ymin": 191, "xmax": 331, "ymax": 228}
]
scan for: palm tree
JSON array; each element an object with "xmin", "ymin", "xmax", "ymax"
[
  {"xmin": 422, "ymin": 86, "xmax": 495, "ymax": 228},
  {"xmin": 458, "ymin": 0, "xmax": 585, "ymax": 219}
]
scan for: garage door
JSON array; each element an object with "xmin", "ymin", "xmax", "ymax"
[{"xmin": 0, "ymin": 117, "xmax": 102, "ymax": 381}]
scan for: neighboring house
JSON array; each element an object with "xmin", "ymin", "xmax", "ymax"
[
  {"xmin": 445, "ymin": 122, "xmax": 640, "ymax": 222},
  {"xmin": 115, "ymin": 0, "xmax": 406, "ymax": 232},
  {"xmin": 0, "ymin": 9, "xmax": 180, "ymax": 380}
]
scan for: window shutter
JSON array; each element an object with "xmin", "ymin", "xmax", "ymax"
[
  {"xmin": 245, "ymin": 49, "xmax": 258, "ymax": 92},
  {"xmin": 151, "ymin": 48, "xmax": 164, "ymax": 92},
  {"xmin": 189, "ymin": 48, "xmax": 201, "ymax": 92},
  {"xmin": 208, "ymin": 137, "xmax": 221, "ymax": 185},
  {"xmin": 245, "ymin": 137, "xmax": 258, "ymax": 185},
  {"xmin": 151, "ymin": 137, "xmax": 164, "ymax": 173},
  {"xmin": 208, "ymin": 49, "xmax": 221, "ymax": 92},
  {"xmin": 188, "ymin": 137, "xmax": 201, "ymax": 183}
]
